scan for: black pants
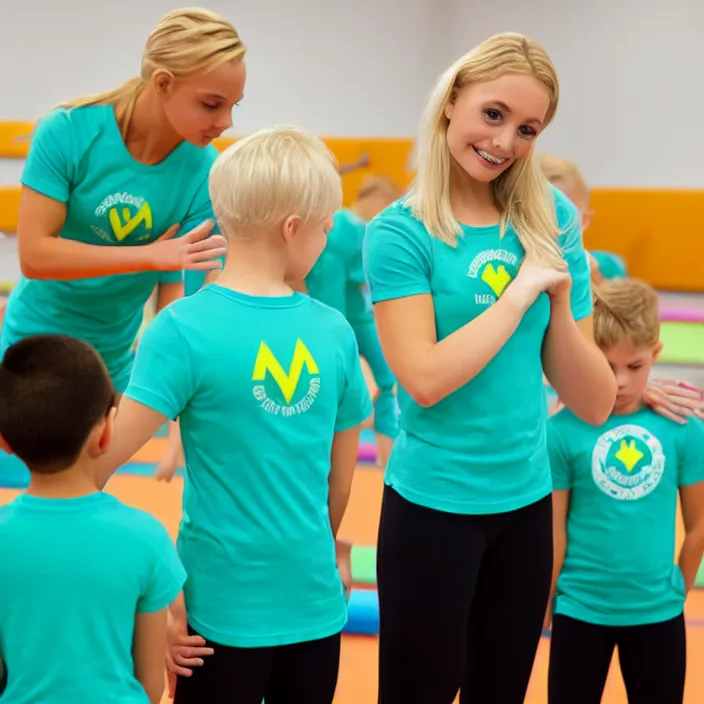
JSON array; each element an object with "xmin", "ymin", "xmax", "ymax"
[
  {"xmin": 377, "ymin": 485, "xmax": 553, "ymax": 704},
  {"xmin": 173, "ymin": 626, "xmax": 341, "ymax": 704},
  {"xmin": 548, "ymin": 613, "xmax": 686, "ymax": 704}
]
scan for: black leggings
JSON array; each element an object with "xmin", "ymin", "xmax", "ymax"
[
  {"xmin": 548, "ymin": 613, "xmax": 686, "ymax": 704},
  {"xmin": 173, "ymin": 626, "xmax": 341, "ymax": 704},
  {"xmin": 377, "ymin": 485, "xmax": 553, "ymax": 704}
]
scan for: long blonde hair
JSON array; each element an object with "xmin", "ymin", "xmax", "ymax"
[
  {"xmin": 406, "ymin": 32, "xmax": 565, "ymax": 269},
  {"xmin": 58, "ymin": 8, "xmax": 246, "ymax": 138}
]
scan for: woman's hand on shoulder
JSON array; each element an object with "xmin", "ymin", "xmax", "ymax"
[
  {"xmin": 149, "ymin": 220, "xmax": 227, "ymax": 272},
  {"xmin": 644, "ymin": 378, "xmax": 704, "ymax": 424}
]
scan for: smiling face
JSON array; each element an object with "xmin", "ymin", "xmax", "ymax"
[
  {"xmin": 161, "ymin": 57, "xmax": 247, "ymax": 147},
  {"xmin": 444, "ymin": 73, "xmax": 551, "ymax": 183}
]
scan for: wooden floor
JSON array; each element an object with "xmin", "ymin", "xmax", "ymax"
[{"xmin": 2, "ymin": 445, "xmax": 704, "ymax": 703}]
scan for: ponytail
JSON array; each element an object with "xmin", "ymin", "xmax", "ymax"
[{"xmin": 56, "ymin": 76, "xmax": 146, "ymax": 138}]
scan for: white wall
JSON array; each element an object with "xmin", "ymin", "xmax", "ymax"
[
  {"xmin": 0, "ymin": 0, "xmax": 440, "ymax": 137},
  {"xmin": 1, "ymin": 0, "xmax": 703, "ymax": 191}
]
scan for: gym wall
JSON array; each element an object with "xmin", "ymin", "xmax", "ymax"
[{"xmin": 1, "ymin": 0, "xmax": 703, "ymax": 289}]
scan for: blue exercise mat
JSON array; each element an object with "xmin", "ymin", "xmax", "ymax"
[{"xmin": 343, "ymin": 589, "xmax": 379, "ymax": 636}]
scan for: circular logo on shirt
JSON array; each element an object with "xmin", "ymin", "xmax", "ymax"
[{"xmin": 591, "ymin": 424, "xmax": 665, "ymax": 500}]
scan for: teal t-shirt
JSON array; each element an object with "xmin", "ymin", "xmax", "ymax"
[
  {"xmin": 548, "ymin": 407, "xmax": 704, "ymax": 627},
  {"xmin": 0, "ymin": 492, "xmax": 185, "ymax": 703},
  {"xmin": 0, "ymin": 105, "xmax": 219, "ymax": 392},
  {"xmin": 363, "ymin": 186, "xmax": 593, "ymax": 514},
  {"xmin": 124, "ymin": 285, "xmax": 373, "ymax": 647},
  {"xmin": 306, "ymin": 208, "xmax": 368, "ymax": 320}
]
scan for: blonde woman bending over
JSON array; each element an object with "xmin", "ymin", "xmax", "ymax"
[
  {"xmin": 0, "ymin": 8, "xmax": 242, "ymax": 397},
  {"xmin": 363, "ymin": 33, "xmax": 617, "ymax": 703}
]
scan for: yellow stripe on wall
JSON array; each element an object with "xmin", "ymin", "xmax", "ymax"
[
  {"xmin": 0, "ymin": 122, "xmax": 33, "ymax": 159},
  {"xmin": 0, "ymin": 187, "xmax": 20, "ymax": 233}
]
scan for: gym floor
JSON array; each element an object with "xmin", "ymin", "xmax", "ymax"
[{"xmin": 2, "ymin": 446, "xmax": 704, "ymax": 703}]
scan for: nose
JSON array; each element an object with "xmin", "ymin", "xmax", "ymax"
[
  {"xmin": 614, "ymin": 370, "xmax": 630, "ymax": 390},
  {"xmin": 216, "ymin": 111, "xmax": 233, "ymax": 133},
  {"xmin": 492, "ymin": 127, "xmax": 515, "ymax": 155}
]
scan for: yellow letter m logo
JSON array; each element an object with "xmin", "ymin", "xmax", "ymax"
[
  {"xmin": 108, "ymin": 202, "xmax": 153, "ymax": 242},
  {"xmin": 252, "ymin": 339, "xmax": 319, "ymax": 404}
]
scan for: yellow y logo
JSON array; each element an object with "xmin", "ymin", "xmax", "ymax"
[
  {"xmin": 252, "ymin": 339, "xmax": 319, "ymax": 404},
  {"xmin": 108, "ymin": 202, "xmax": 153, "ymax": 242},
  {"xmin": 615, "ymin": 439, "xmax": 644, "ymax": 472},
  {"xmin": 481, "ymin": 263, "xmax": 512, "ymax": 297}
]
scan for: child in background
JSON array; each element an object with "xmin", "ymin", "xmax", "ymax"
[
  {"xmin": 538, "ymin": 152, "xmax": 702, "ymax": 423},
  {"xmin": 546, "ymin": 277, "xmax": 704, "ymax": 704},
  {"xmin": 93, "ymin": 126, "xmax": 372, "ymax": 704},
  {"xmin": 0, "ymin": 334, "xmax": 185, "ymax": 704},
  {"xmin": 537, "ymin": 153, "xmax": 627, "ymax": 283},
  {"xmin": 305, "ymin": 175, "xmax": 401, "ymax": 467}
]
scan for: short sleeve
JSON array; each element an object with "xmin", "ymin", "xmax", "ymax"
[
  {"xmin": 363, "ymin": 205, "xmax": 433, "ymax": 304},
  {"xmin": 678, "ymin": 418, "xmax": 704, "ymax": 487},
  {"xmin": 547, "ymin": 417, "xmax": 574, "ymax": 490},
  {"xmin": 335, "ymin": 321, "xmax": 374, "ymax": 432},
  {"xmin": 137, "ymin": 520, "xmax": 187, "ymax": 613},
  {"xmin": 554, "ymin": 188, "xmax": 593, "ymax": 321},
  {"xmin": 124, "ymin": 308, "xmax": 195, "ymax": 420},
  {"xmin": 21, "ymin": 109, "xmax": 74, "ymax": 203}
]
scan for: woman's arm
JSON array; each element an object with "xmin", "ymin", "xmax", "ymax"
[
  {"xmin": 678, "ymin": 481, "xmax": 704, "ymax": 592},
  {"xmin": 374, "ymin": 287, "xmax": 531, "ymax": 408},
  {"xmin": 19, "ymin": 188, "xmax": 224, "ymax": 280},
  {"xmin": 542, "ymin": 303, "xmax": 617, "ymax": 425}
]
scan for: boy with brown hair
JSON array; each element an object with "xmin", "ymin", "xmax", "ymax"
[
  {"xmin": 546, "ymin": 278, "xmax": 704, "ymax": 703},
  {"xmin": 0, "ymin": 334, "xmax": 185, "ymax": 704}
]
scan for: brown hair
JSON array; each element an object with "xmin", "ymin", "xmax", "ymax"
[{"xmin": 593, "ymin": 278, "xmax": 660, "ymax": 350}]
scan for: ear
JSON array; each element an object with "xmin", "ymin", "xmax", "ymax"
[
  {"xmin": 98, "ymin": 406, "xmax": 116, "ymax": 455},
  {"xmin": 152, "ymin": 69, "xmax": 176, "ymax": 98},
  {"xmin": 582, "ymin": 209, "xmax": 595, "ymax": 231},
  {"xmin": 281, "ymin": 215, "xmax": 302, "ymax": 244},
  {"xmin": 0, "ymin": 434, "xmax": 14, "ymax": 456},
  {"xmin": 651, "ymin": 341, "xmax": 663, "ymax": 364}
]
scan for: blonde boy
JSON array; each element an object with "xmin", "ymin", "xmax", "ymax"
[{"xmin": 94, "ymin": 126, "xmax": 373, "ymax": 704}]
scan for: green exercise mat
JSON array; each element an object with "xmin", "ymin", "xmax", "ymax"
[
  {"xmin": 659, "ymin": 322, "xmax": 704, "ymax": 366},
  {"xmin": 695, "ymin": 558, "xmax": 704, "ymax": 588},
  {"xmin": 351, "ymin": 545, "xmax": 377, "ymax": 585}
]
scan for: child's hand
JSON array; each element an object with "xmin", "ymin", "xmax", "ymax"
[
  {"xmin": 644, "ymin": 379, "xmax": 704, "ymax": 424},
  {"xmin": 165, "ymin": 610, "xmax": 214, "ymax": 697},
  {"xmin": 335, "ymin": 539, "xmax": 353, "ymax": 599},
  {"xmin": 155, "ymin": 456, "xmax": 179, "ymax": 483}
]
